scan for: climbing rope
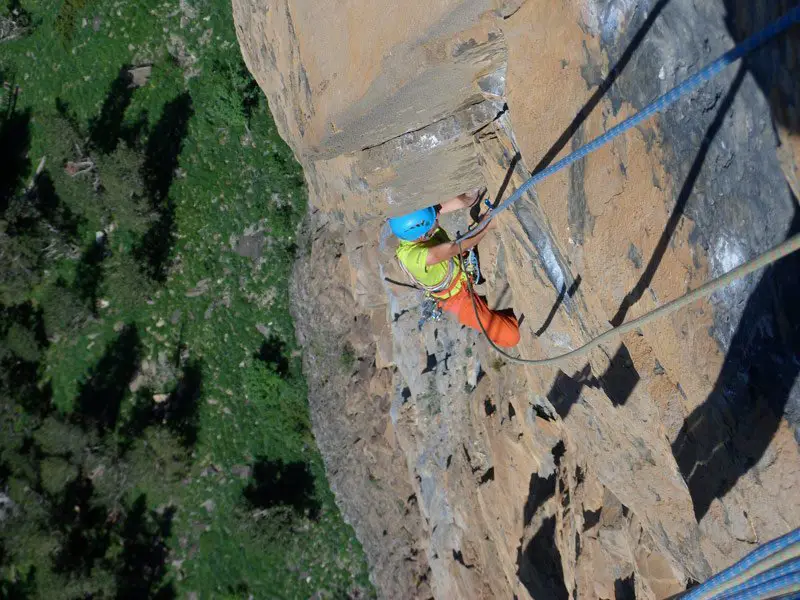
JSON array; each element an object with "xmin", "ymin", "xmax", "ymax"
[
  {"xmin": 678, "ymin": 527, "xmax": 800, "ymax": 600},
  {"xmin": 455, "ymin": 5, "xmax": 800, "ymax": 244},
  {"xmin": 457, "ymin": 233, "xmax": 800, "ymax": 366},
  {"xmin": 452, "ymin": 6, "xmax": 800, "ymax": 363}
]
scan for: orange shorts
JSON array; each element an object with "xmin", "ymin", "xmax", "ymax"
[{"xmin": 439, "ymin": 287, "xmax": 520, "ymax": 348}]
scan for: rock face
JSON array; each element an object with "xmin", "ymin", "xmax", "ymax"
[{"xmin": 234, "ymin": 0, "xmax": 800, "ymax": 598}]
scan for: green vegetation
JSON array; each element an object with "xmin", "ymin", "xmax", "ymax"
[{"xmin": 1, "ymin": 0, "xmax": 373, "ymax": 597}]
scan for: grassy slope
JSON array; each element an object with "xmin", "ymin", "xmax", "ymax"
[{"xmin": 1, "ymin": 0, "xmax": 371, "ymax": 596}]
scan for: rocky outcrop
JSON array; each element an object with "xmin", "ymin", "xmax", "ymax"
[{"xmin": 234, "ymin": 0, "xmax": 800, "ymax": 597}]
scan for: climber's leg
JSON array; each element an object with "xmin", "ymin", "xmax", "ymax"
[{"xmin": 440, "ymin": 288, "xmax": 520, "ymax": 347}]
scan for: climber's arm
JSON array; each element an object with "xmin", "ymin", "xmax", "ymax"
[
  {"xmin": 439, "ymin": 191, "xmax": 480, "ymax": 214},
  {"xmin": 425, "ymin": 218, "xmax": 496, "ymax": 266}
]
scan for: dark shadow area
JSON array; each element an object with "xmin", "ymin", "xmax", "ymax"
[
  {"xmin": 0, "ymin": 302, "xmax": 52, "ymax": 416},
  {"xmin": 547, "ymin": 364, "xmax": 599, "ymax": 419},
  {"xmin": 552, "ymin": 440, "xmax": 566, "ymax": 465},
  {"xmin": 582, "ymin": 507, "xmax": 602, "ymax": 530},
  {"xmin": 517, "ymin": 516, "xmax": 569, "ymax": 600},
  {"xmin": 54, "ymin": 97, "xmax": 86, "ymax": 139},
  {"xmin": 125, "ymin": 359, "xmax": 202, "ymax": 450},
  {"xmin": 89, "ymin": 65, "xmax": 135, "ymax": 154},
  {"xmin": 401, "ymin": 386, "xmax": 412, "ymax": 403},
  {"xmin": 610, "ymin": 67, "xmax": 746, "ymax": 327},
  {"xmin": 141, "ymin": 92, "xmax": 192, "ymax": 203},
  {"xmin": 615, "ymin": 573, "xmax": 637, "ymax": 600},
  {"xmin": 522, "ymin": 472, "xmax": 556, "ymax": 528},
  {"xmin": 546, "ymin": 344, "xmax": 640, "ymax": 417},
  {"xmin": 722, "ymin": 0, "xmax": 800, "ymax": 135},
  {"xmin": 237, "ymin": 62, "xmax": 262, "ymax": 122},
  {"xmin": 73, "ymin": 325, "xmax": 141, "ymax": 434},
  {"xmin": 600, "ymin": 344, "xmax": 640, "ymax": 406},
  {"xmin": 484, "ymin": 398, "xmax": 497, "ymax": 416},
  {"xmin": 243, "ymin": 457, "xmax": 320, "ymax": 520},
  {"xmin": 114, "ymin": 494, "xmax": 176, "ymax": 600},
  {"xmin": 253, "ymin": 335, "xmax": 289, "ymax": 377},
  {"xmin": 74, "ymin": 238, "xmax": 108, "ymax": 313},
  {"xmin": 0, "ymin": 83, "xmax": 31, "ymax": 211},
  {"xmin": 534, "ymin": 276, "xmax": 582, "ymax": 337},
  {"xmin": 153, "ymin": 360, "xmax": 201, "ymax": 448},
  {"xmin": 135, "ymin": 92, "xmax": 193, "ymax": 281},
  {"xmin": 671, "ymin": 204, "xmax": 800, "ymax": 521},
  {"xmin": 421, "ymin": 352, "xmax": 438, "ymax": 374},
  {"xmin": 0, "ymin": 563, "xmax": 36, "ymax": 599},
  {"xmin": 479, "ymin": 466, "xmax": 495, "ymax": 485},
  {"xmin": 51, "ymin": 474, "xmax": 111, "ymax": 577},
  {"xmin": 452, "ymin": 549, "xmax": 474, "ymax": 569},
  {"xmin": 488, "ymin": 152, "xmax": 520, "ymax": 210},
  {"xmin": 32, "ymin": 171, "xmax": 81, "ymax": 239},
  {"xmin": 530, "ymin": 0, "xmax": 673, "ymax": 175}
]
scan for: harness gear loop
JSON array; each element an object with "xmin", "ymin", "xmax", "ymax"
[{"xmin": 395, "ymin": 255, "xmax": 456, "ymax": 329}]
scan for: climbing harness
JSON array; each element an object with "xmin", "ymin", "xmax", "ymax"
[
  {"xmin": 395, "ymin": 256, "xmax": 454, "ymax": 330},
  {"xmin": 456, "ymin": 5, "xmax": 800, "ymax": 244},
  {"xmin": 454, "ymin": 6, "xmax": 800, "ymax": 363},
  {"xmin": 396, "ymin": 254, "xmax": 457, "ymax": 296},
  {"xmin": 675, "ymin": 526, "xmax": 800, "ymax": 599}
]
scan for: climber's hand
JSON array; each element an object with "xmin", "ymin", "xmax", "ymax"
[{"xmin": 481, "ymin": 213, "xmax": 498, "ymax": 231}]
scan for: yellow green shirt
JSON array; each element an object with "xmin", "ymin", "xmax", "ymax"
[{"xmin": 396, "ymin": 228, "xmax": 464, "ymax": 298}]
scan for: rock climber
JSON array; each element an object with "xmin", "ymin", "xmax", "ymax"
[{"xmin": 389, "ymin": 192, "xmax": 521, "ymax": 348}]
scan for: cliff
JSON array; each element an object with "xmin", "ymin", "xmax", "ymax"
[{"xmin": 232, "ymin": 0, "xmax": 800, "ymax": 597}]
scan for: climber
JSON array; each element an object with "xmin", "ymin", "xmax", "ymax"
[{"xmin": 390, "ymin": 192, "xmax": 521, "ymax": 347}]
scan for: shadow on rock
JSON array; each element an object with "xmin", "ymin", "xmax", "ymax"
[
  {"xmin": 610, "ymin": 67, "xmax": 746, "ymax": 327},
  {"xmin": 516, "ymin": 516, "xmax": 569, "ymax": 600},
  {"xmin": 530, "ymin": 0, "xmax": 674, "ymax": 176},
  {"xmin": 546, "ymin": 344, "xmax": 640, "ymax": 418},
  {"xmin": 671, "ymin": 204, "xmax": 800, "ymax": 521},
  {"xmin": 722, "ymin": 0, "xmax": 800, "ymax": 135}
]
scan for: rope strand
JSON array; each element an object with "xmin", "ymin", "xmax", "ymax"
[
  {"xmin": 456, "ymin": 234, "xmax": 800, "ymax": 367},
  {"xmin": 455, "ymin": 6, "xmax": 800, "ymax": 244}
]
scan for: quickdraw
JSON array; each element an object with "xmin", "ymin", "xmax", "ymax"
[
  {"xmin": 417, "ymin": 296, "xmax": 443, "ymax": 331},
  {"xmin": 464, "ymin": 248, "xmax": 480, "ymax": 282}
]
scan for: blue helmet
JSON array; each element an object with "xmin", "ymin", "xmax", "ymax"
[{"xmin": 388, "ymin": 207, "xmax": 437, "ymax": 241}]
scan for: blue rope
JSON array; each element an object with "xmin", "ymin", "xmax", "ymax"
[
  {"xmin": 717, "ymin": 572, "xmax": 800, "ymax": 600},
  {"xmin": 713, "ymin": 557, "xmax": 800, "ymax": 599},
  {"xmin": 682, "ymin": 528, "xmax": 800, "ymax": 600},
  {"xmin": 456, "ymin": 5, "xmax": 800, "ymax": 243}
]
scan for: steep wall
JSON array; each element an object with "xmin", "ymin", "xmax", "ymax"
[{"xmin": 234, "ymin": 0, "xmax": 800, "ymax": 597}]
